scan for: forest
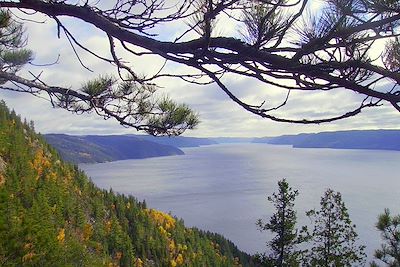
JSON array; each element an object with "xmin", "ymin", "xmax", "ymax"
[
  {"xmin": 1, "ymin": 0, "xmax": 400, "ymax": 266},
  {"xmin": 0, "ymin": 100, "xmax": 255, "ymax": 266},
  {"xmin": 2, "ymin": 98, "xmax": 400, "ymax": 266}
]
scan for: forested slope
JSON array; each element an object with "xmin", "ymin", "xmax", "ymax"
[
  {"xmin": 0, "ymin": 101, "xmax": 255, "ymax": 266},
  {"xmin": 134, "ymin": 135, "xmax": 217, "ymax": 148},
  {"xmin": 45, "ymin": 134, "xmax": 184, "ymax": 164}
]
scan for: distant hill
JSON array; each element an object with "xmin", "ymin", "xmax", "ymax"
[
  {"xmin": 135, "ymin": 135, "xmax": 217, "ymax": 147},
  {"xmin": 210, "ymin": 137, "xmax": 254, "ymax": 143},
  {"xmin": 253, "ymin": 130, "xmax": 400, "ymax": 151},
  {"xmin": 45, "ymin": 134, "xmax": 184, "ymax": 164},
  {"xmin": 251, "ymin": 137, "xmax": 274, "ymax": 144}
]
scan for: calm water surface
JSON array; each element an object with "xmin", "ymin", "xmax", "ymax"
[{"xmin": 81, "ymin": 143, "xmax": 400, "ymax": 261}]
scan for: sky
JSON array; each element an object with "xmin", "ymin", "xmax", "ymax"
[{"xmin": 1, "ymin": 1, "xmax": 400, "ymax": 138}]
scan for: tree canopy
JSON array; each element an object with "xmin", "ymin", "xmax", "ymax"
[
  {"xmin": 256, "ymin": 179, "xmax": 305, "ymax": 266},
  {"xmin": 305, "ymin": 189, "xmax": 366, "ymax": 266},
  {"xmin": 0, "ymin": 7, "xmax": 199, "ymax": 136},
  {"xmin": 371, "ymin": 209, "xmax": 400, "ymax": 266},
  {"xmin": 0, "ymin": 100, "xmax": 254, "ymax": 266},
  {"xmin": 1, "ymin": 0, "xmax": 400, "ymax": 133}
]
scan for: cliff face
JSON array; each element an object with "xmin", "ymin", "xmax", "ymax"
[{"xmin": 0, "ymin": 101, "xmax": 255, "ymax": 267}]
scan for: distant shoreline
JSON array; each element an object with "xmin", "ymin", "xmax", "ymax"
[{"xmin": 252, "ymin": 129, "xmax": 400, "ymax": 152}]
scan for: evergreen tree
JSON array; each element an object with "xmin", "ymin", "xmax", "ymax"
[
  {"xmin": 0, "ymin": 10, "xmax": 32, "ymax": 77},
  {"xmin": 256, "ymin": 179, "xmax": 305, "ymax": 266},
  {"xmin": 305, "ymin": 189, "xmax": 366, "ymax": 267},
  {"xmin": 370, "ymin": 209, "xmax": 400, "ymax": 266},
  {"xmin": 0, "ymin": 9, "xmax": 198, "ymax": 136},
  {"xmin": 0, "ymin": 101, "xmax": 256, "ymax": 266}
]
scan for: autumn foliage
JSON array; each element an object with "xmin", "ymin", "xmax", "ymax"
[{"xmin": 0, "ymin": 100, "xmax": 255, "ymax": 266}]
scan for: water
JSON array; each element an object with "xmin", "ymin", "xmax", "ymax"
[{"xmin": 80, "ymin": 143, "xmax": 400, "ymax": 262}]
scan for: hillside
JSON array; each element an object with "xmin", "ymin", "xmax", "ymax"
[
  {"xmin": 253, "ymin": 130, "xmax": 400, "ymax": 151},
  {"xmin": 134, "ymin": 135, "xmax": 217, "ymax": 147},
  {"xmin": 0, "ymin": 101, "xmax": 256, "ymax": 266},
  {"xmin": 45, "ymin": 134, "xmax": 184, "ymax": 164}
]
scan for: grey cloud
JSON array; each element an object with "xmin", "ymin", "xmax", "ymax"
[{"xmin": 2, "ymin": 10, "xmax": 399, "ymax": 137}]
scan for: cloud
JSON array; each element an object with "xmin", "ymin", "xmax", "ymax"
[{"xmin": 2, "ymin": 7, "xmax": 400, "ymax": 138}]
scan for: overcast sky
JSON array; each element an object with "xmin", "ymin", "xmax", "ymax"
[{"xmin": 2, "ymin": 3, "xmax": 400, "ymax": 138}]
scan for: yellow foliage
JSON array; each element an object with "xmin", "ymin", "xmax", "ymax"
[
  {"xmin": 46, "ymin": 171, "xmax": 57, "ymax": 181},
  {"xmin": 23, "ymin": 243, "xmax": 33, "ymax": 250},
  {"xmin": 175, "ymin": 253, "xmax": 184, "ymax": 265},
  {"xmin": 74, "ymin": 186, "xmax": 82, "ymax": 196},
  {"xmin": 169, "ymin": 240, "xmax": 176, "ymax": 253},
  {"xmin": 234, "ymin": 257, "xmax": 243, "ymax": 267},
  {"xmin": 177, "ymin": 244, "xmax": 187, "ymax": 252},
  {"xmin": 57, "ymin": 228, "xmax": 65, "ymax": 244},
  {"xmin": 11, "ymin": 215, "xmax": 21, "ymax": 224},
  {"xmin": 83, "ymin": 223, "xmax": 93, "ymax": 241},
  {"xmin": 51, "ymin": 204, "xmax": 57, "ymax": 213},
  {"xmin": 63, "ymin": 171, "xmax": 73, "ymax": 183},
  {"xmin": 170, "ymin": 259, "xmax": 177, "ymax": 267},
  {"xmin": 158, "ymin": 225, "xmax": 167, "ymax": 236},
  {"xmin": 135, "ymin": 257, "xmax": 143, "ymax": 267},
  {"xmin": 0, "ymin": 173, "xmax": 5, "ymax": 187},
  {"xmin": 30, "ymin": 148, "xmax": 51, "ymax": 181},
  {"xmin": 126, "ymin": 202, "xmax": 131, "ymax": 209},
  {"xmin": 22, "ymin": 252, "xmax": 36, "ymax": 263},
  {"xmin": 95, "ymin": 242, "xmax": 103, "ymax": 253},
  {"xmin": 146, "ymin": 209, "xmax": 176, "ymax": 230},
  {"xmin": 105, "ymin": 220, "xmax": 112, "ymax": 234},
  {"xmin": 115, "ymin": 251, "xmax": 122, "ymax": 260}
]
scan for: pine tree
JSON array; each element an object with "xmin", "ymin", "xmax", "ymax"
[
  {"xmin": 305, "ymin": 189, "xmax": 366, "ymax": 267},
  {"xmin": 370, "ymin": 209, "xmax": 400, "ymax": 266},
  {"xmin": 256, "ymin": 179, "xmax": 305, "ymax": 266},
  {"xmin": 0, "ymin": 10, "xmax": 32, "ymax": 77},
  {"xmin": 0, "ymin": 101, "xmax": 255, "ymax": 266},
  {"xmin": 2, "ymin": 1, "xmax": 400, "ymax": 125}
]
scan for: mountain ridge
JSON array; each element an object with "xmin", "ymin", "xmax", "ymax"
[
  {"xmin": 133, "ymin": 135, "xmax": 217, "ymax": 147},
  {"xmin": 253, "ymin": 129, "xmax": 400, "ymax": 151},
  {"xmin": 44, "ymin": 134, "xmax": 185, "ymax": 164}
]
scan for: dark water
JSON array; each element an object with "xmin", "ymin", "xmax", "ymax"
[{"xmin": 81, "ymin": 143, "xmax": 400, "ymax": 261}]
